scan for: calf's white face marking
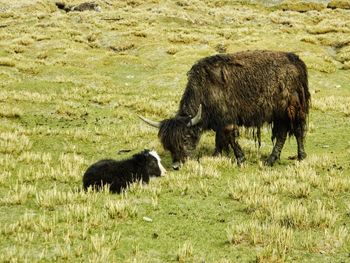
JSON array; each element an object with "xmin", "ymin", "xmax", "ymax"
[{"xmin": 149, "ymin": 150, "xmax": 167, "ymax": 176}]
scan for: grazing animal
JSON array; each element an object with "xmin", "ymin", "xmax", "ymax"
[
  {"xmin": 55, "ymin": 2, "xmax": 101, "ymax": 12},
  {"xmin": 83, "ymin": 150, "xmax": 166, "ymax": 193},
  {"xmin": 139, "ymin": 50, "xmax": 310, "ymax": 169}
]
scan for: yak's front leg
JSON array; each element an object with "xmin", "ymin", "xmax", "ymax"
[
  {"xmin": 265, "ymin": 123, "xmax": 288, "ymax": 166},
  {"xmin": 214, "ymin": 126, "xmax": 245, "ymax": 166},
  {"xmin": 213, "ymin": 129, "xmax": 230, "ymax": 156}
]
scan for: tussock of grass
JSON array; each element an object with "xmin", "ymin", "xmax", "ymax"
[
  {"xmin": 336, "ymin": 46, "xmax": 350, "ymax": 62},
  {"xmin": 0, "ymin": 183, "xmax": 36, "ymax": 205},
  {"xmin": 276, "ymin": 1, "xmax": 325, "ymax": 12},
  {"xmin": 307, "ymin": 25, "xmax": 349, "ymax": 35},
  {"xmin": 303, "ymin": 54, "xmax": 337, "ymax": 73},
  {"xmin": 0, "ymin": 131, "xmax": 31, "ymax": 154},
  {"xmin": 7, "ymin": 44, "xmax": 26, "ymax": 54},
  {"xmin": 14, "ymin": 36, "xmax": 34, "ymax": 46},
  {"xmin": 18, "ymin": 151, "xmax": 52, "ymax": 163},
  {"xmin": 226, "ymin": 220, "xmax": 293, "ymax": 256},
  {"xmin": 0, "ymin": 105, "xmax": 22, "ymax": 118},
  {"xmin": 0, "ymin": 57, "xmax": 16, "ymax": 67},
  {"xmin": 0, "ymin": 90, "xmax": 54, "ymax": 103},
  {"xmin": 182, "ymin": 158, "xmax": 222, "ymax": 179},
  {"xmin": 327, "ymin": 0, "xmax": 350, "ymax": 10},
  {"xmin": 177, "ymin": 241, "xmax": 194, "ymax": 263},
  {"xmin": 36, "ymin": 187, "xmax": 88, "ymax": 209},
  {"xmin": 105, "ymin": 200, "xmax": 137, "ymax": 219},
  {"xmin": 272, "ymin": 202, "xmax": 309, "ymax": 229},
  {"xmin": 312, "ymin": 95, "xmax": 350, "ymax": 116},
  {"xmin": 166, "ymin": 46, "xmax": 179, "ymax": 55},
  {"xmin": 342, "ymin": 60, "xmax": 350, "ymax": 70},
  {"xmin": 309, "ymin": 200, "xmax": 338, "ymax": 228}
]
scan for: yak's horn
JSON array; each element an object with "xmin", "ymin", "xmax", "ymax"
[
  {"xmin": 187, "ymin": 104, "xmax": 202, "ymax": 127},
  {"xmin": 138, "ymin": 115, "xmax": 161, "ymax": 128}
]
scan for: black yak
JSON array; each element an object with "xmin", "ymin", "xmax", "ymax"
[
  {"xmin": 139, "ymin": 50, "xmax": 310, "ymax": 169},
  {"xmin": 83, "ymin": 150, "xmax": 166, "ymax": 193}
]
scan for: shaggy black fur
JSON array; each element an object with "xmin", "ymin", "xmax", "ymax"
[
  {"xmin": 83, "ymin": 150, "xmax": 165, "ymax": 193},
  {"xmin": 156, "ymin": 50, "xmax": 310, "ymax": 167}
]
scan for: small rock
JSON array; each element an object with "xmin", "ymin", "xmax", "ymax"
[{"xmin": 143, "ymin": 216, "xmax": 153, "ymax": 222}]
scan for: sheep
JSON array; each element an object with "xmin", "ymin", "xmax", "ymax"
[{"xmin": 83, "ymin": 149, "xmax": 166, "ymax": 193}]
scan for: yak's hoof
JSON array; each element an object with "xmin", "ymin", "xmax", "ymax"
[
  {"xmin": 298, "ymin": 152, "xmax": 307, "ymax": 161},
  {"xmin": 236, "ymin": 156, "xmax": 246, "ymax": 167},
  {"xmin": 213, "ymin": 150, "xmax": 222, "ymax": 157},
  {"xmin": 264, "ymin": 156, "xmax": 277, "ymax": 166}
]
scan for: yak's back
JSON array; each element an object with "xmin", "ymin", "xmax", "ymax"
[{"xmin": 186, "ymin": 50, "xmax": 308, "ymax": 98}]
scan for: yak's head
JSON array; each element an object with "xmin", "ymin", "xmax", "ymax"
[
  {"xmin": 139, "ymin": 105, "xmax": 202, "ymax": 170},
  {"xmin": 134, "ymin": 149, "xmax": 167, "ymax": 177}
]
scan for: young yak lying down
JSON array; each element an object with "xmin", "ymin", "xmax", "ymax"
[{"xmin": 83, "ymin": 150, "xmax": 166, "ymax": 193}]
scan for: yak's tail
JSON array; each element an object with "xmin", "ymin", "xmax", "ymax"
[{"xmin": 286, "ymin": 53, "xmax": 310, "ymax": 137}]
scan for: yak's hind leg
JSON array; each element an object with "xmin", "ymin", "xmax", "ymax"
[
  {"xmin": 287, "ymin": 92, "xmax": 308, "ymax": 161},
  {"xmin": 265, "ymin": 121, "xmax": 288, "ymax": 166},
  {"xmin": 294, "ymin": 121, "xmax": 307, "ymax": 161},
  {"xmin": 230, "ymin": 136, "xmax": 246, "ymax": 166},
  {"xmin": 296, "ymin": 130, "xmax": 307, "ymax": 160}
]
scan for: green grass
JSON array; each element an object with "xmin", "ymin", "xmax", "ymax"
[{"xmin": 1, "ymin": 0, "xmax": 350, "ymax": 262}]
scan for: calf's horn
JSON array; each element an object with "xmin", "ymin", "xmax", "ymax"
[
  {"xmin": 187, "ymin": 104, "xmax": 202, "ymax": 127},
  {"xmin": 138, "ymin": 115, "xmax": 161, "ymax": 128}
]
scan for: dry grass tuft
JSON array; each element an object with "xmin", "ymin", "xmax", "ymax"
[
  {"xmin": 177, "ymin": 241, "xmax": 194, "ymax": 263},
  {"xmin": 227, "ymin": 220, "xmax": 293, "ymax": 262},
  {"xmin": 168, "ymin": 33, "xmax": 199, "ymax": 44},
  {"xmin": 18, "ymin": 151, "xmax": 52, "ymax": 164},
  {"xmin": 183, "ymin": 158, "xmax": 221, "ymax": 178},
  {"xmin": 276, "ymin": 1, "xmax": 325, "ymax": 12},
  {"xmin": 0, "ymin": 131, "xmax": 32, "ymax": 154},
  {"xmin": 105, "ymin": 200, "xmax": 138, "ymax": 219},
  {"xmin": 309, "ymin": 200, "xmax": 338, "ymax": 228},
  {"xmin": 14, "ymin": 36, "xmax": 34, "ymax": 46},
  {"xmin": 0, "ymin": 183, "xmax": 36, "ymax": 205},
  {"xmin": 0, "ymin": 105, "xmax": 22, "ymax": 118},
  {"xmin": 272, "ymin": 202, "xmax": 309, "ymax": 229},
  {"xmin": 109, "ymin": 42, "xmax": 135, "ymax": 53},
  {"xmin": 167, "ymin": 46, "xmax": 179, "ymax": 55},
  {"xmin": 312, "ymin": 95, "xmax": 350, "ymax": 116},
  {"xmin": 327, "ymin": 0, "xmax": 350, "ymax": 10},
  {"xmin": 0, "ymin": 57, "xmax": 16, "ymax": 67},
  {"xmin": 228, "ymin": 178, "xmax": 266, "ymax": 201}
]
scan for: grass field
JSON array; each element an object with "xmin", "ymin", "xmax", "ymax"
[{"xmin": 0, "ymin": 0, "xmax": 350, "ymax": 262}]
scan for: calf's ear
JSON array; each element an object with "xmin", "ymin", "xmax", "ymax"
[{"xmin": 134, "ymin": 153, "xmax": 147, "ymax": 163}]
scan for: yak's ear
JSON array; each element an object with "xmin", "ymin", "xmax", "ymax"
[{"xmin": 134, "ymin": 152, "xmax": 147, "ymax": 163}]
